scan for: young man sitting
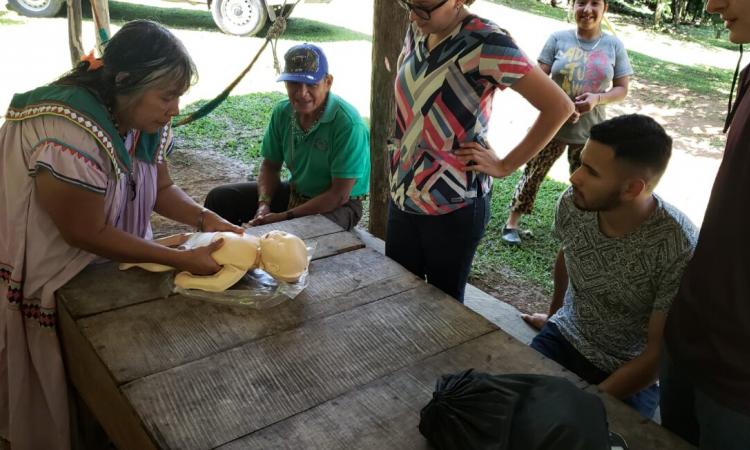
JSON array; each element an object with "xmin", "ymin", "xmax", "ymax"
[{"xmin": 521, "ymin": 114, "xmax": 698, "ymax": 419}]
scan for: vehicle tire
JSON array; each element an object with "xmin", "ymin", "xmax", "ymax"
[
  {"xmin": 211, "ymin": 0, "xmax": 268, "ymax": 36},
  {"xmin": 8, "ymin": 0, "xmax": 64, "ymax": 17}
]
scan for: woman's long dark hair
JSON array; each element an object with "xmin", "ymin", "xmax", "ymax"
[{"xmin": 54, "ymin": 20, "xmax": 197, "ymax": 110}]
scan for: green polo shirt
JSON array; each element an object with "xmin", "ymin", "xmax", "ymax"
[{"xmin": 261, "ymin": 93, "xmax": 370, "ymax": 198}]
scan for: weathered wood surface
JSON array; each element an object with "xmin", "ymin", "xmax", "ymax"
[
  {"xmin": 59, "ymin": 299, "xmax": 158, "ymax": 450},
  {"xmin": 121, "ymin": 284, "xmax": 497, "ymax": 449},
  {"xmin": 58, "ymin": 215, "xmax": 694, "ymax": 450},
  {"xmin": 219, "ymin": 331, "xmax": 694, "ymax": 450},
  {"xmin": 58, "ymin": 216, "xmax": 358, "ymax": 319},
  {"xmin": 80, "ymin": 249, "xmax": 418, "ymax": 383}
]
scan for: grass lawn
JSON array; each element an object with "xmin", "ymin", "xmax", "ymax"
[
  {"xmin": 487, "ymin": 0, "xmax": 731, "ymax": 52},
  {"xmin": 175, "ymin": 92, "xmax": 286, "ymax": 165},
  {"xmin": 0, "ymin": 9, "xmax": 24, "ymax": 25},
  {"xmin": 107, "ymin": 1, "xmax": 370, "ymax": 41},
  {"xmin": 628, "ymin": 50, "xmax": 733, "ymax": 97},
  {"xmin": 474, "ymin": 172, "xmax": 568, "ymax": 293}
]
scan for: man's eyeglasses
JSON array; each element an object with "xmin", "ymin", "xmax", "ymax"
[{"xmin": 398, "ymin": 0, "xmax": 450, "ymax": 20}]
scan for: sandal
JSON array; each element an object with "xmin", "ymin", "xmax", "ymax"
[{"xmin": 501, "ymin": 227, "xmax": 522, "ymax": 246}]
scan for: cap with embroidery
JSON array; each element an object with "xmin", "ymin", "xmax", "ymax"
[{"xmin": 277, "ymin": 43, "xmax": 328, "ymax": 84}]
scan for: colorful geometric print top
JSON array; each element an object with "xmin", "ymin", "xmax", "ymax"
[{"xmin": 390, "ymin": 15, "xmax": 533, "ymax": 215}]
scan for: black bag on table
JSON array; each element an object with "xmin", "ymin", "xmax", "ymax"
[{"xmin": 418, "ymin": 369, "xmax": 623, "ymax": 450}]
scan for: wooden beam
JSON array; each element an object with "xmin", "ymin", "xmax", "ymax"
[
  {"xmin": 368, "ymin": 1, "xmax": 409, "ymax": 239},
  {"xmin": 66, "ymin": 0, "xmax": 84, "ymax": 67}
]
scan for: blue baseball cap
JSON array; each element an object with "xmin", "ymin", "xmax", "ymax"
[{"xmin": 277, "ymin": 43, "xmax": 328, "ymax": 84}]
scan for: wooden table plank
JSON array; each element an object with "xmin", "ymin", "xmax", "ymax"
[
  {"xmin": 120, "ymin": 285, "xmax": 498, "ymax": 449},
  {"xmin": 59, "ymin": 301, "xmax": 158, "ymax": 450},
  {"xmin": 58, "ymin": 226, "xmax": 362, "ymax": 320},
  {"xmin": 80, "ymin": 269, "xmax": 421, "ymax": 384},
  {"xmin": 219, "ymin": 331, "xmax": 693, "ymax": 450},
  {"xmin": 244, "ymin": 214, "xmax": 343, "ymax": 239}
]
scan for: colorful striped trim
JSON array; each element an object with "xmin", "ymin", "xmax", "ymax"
[
  {"xmin": 33, "ymin": 139, "xmax": 105, "ymax": 173},
  {"xmin": 157, "ymin": 125, "xmax": 173, "ymax": 163},
  {"xmin": 32, "ymin": 162, "xmax": 107, "ymax": 195},
  {"xmin": 6, "ymin": 102, "xmax": 124, "ymax": 176},
  {"xmin": 1, "ymin": 264, "xmax": 56, "ymax": 328}
]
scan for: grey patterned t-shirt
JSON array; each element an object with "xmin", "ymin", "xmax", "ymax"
[{"xmin": 550, "ymin": 188, "xmax": 698, "ymax": 373}]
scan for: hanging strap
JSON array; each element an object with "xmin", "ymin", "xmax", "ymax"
[{"xmin": 174, "ymin": 0, "xmax": 300, "ymax": 127}]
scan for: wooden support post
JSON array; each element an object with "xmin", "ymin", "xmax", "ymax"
[
  {"xmin": 90, "ymin": 0, "xmax": 112, "ymax": 53},
  {"xmin": 368, "ymin": 1, "xmax": 409, "ymax": 239},
  {"xmin": 67, "ymin": 0, "xmax": 84, "ymax": 67}
]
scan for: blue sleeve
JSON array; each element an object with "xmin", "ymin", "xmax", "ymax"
[
  {"xmin": 613, "ymin": 37, "xmax": 634, "ymax": 79},
  {"xmin": 537, "ymin": 33, "xmax": 558, "ymax": 66}
]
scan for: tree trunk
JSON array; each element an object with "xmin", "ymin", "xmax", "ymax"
[
  {"xmin": 672, "ymin": 0, "xmax": 687, "ymax": 24},
  {"xmin": 67, "ymin": 0, "xmax": 84, "ymax": 67},
  {"xmin": 368, "ymin": 1, "xmax": 409, "ymax": 239}
]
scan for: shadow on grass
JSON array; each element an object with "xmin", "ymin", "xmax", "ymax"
[{"xmin": 104, "ymin": 1, "xmax": 370, "ymax": 41}]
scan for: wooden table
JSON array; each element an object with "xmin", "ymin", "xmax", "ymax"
[{"xmin": 57, "ymin": 215, "xmax": 694, "ymax": 450}]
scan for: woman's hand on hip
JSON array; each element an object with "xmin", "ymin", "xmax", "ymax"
[{"xmin": 455, "ymin": 142, "xmax": 513, "ymax": 178}]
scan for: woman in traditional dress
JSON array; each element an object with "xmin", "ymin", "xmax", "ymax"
[
  {"xmin": 0, "ymin": 20, "xmax": 241, "ymax": 449},
  {"xmin": 500, "ymin": 0, "xmax": 632, "ymax": 245},
  {"xmin": 387, "ymin": 0, "xmax": 574, "ymax": 302}
]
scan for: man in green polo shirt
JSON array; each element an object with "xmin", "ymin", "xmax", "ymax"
[{"xmin": 205, "ymin": 43, "xmax": 370, "ymax": 230}]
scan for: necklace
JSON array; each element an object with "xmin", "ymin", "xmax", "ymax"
[
  {"xmin": 107, "ymin": 105, "xmax": 137, "ymax": 200},
  {"xmin": 575, "ymin": 32, "xmax": 603, "ymax": 52},
  {"xmin": 296, "ymin": 108, "xmax": 323, "ymax": 134}
]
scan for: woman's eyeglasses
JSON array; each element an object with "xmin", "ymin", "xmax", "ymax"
[{"xmin": 398, "ymin": 0, "xmax": 450, "ymax": 20}]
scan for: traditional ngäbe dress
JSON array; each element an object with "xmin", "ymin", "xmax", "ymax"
[{"xmin": 0, "ymin": 85, "xmax": 172, "ymax": 450}]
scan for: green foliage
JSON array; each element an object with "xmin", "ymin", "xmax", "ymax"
[
  {"xmin": 174, "ymin": 92, "xmax": 286, "ymax": 162},
  {"xmin": 0, "ymin": 10, "xmax": 24, "ymax": 25},
  {"xmin": 628, "ymin": 50, "xmax": 734, "ymax": 97},
  {"xmin": 107, "ymin": 1, "xmax": 369, "ymax": 41},
  {"xmin": 471, "ymin": 172, "xmax": 569, "ymax": 293}
]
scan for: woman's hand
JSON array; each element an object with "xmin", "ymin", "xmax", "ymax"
[
  {"xmin": 455, "ymin": 142, "xmax": 513, "ymax": 178},
  {"xmin": 175, "ymin": 238, "xmax": 225, "ymax": 275},
  {"xmin": 201, "ymin": 209, "xmax": 244, "ymax": 234},
  {"xmin": 574, "ymin": 92, "xmax": 600, "ymax": 114}
]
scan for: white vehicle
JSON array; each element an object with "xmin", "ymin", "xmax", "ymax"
[{"xmin": 7, "ymin": 0, "xmax": 329, "ymax": 36}]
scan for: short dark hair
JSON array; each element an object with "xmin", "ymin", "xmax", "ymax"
[{"xmin": 589, "ymin": 114, "xmax": 672, "ymax": 184}]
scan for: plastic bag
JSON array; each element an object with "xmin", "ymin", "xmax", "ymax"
[
  {"xmin": 419, "ymin": 370, "xmax": 610, "ymax": 450},
  {"xmin": 172, "ymin": 232, "xmax": 315, "ymax": 310}
]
